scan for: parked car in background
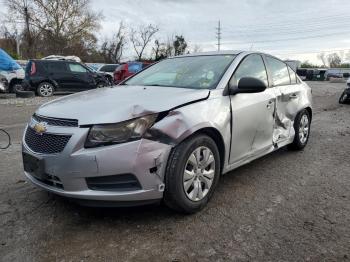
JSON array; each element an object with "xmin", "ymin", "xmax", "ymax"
[
  {"xmin": 0, "ymin": 73, "xmax": 9, "ymax": 93},
  {"xmin": 325, "ymin": 68, "xmax": 350, "ymax": 80},
  {"xmin": 97, "ymin": 64, "xmax": 119, "ymax": 84},
  {"xmin": 22, "ymin": 59, "xmax": 110, "ymax": 97},
  {"xmin": 113, "ymin": 61, "xmax": 152, "ymax": 84},
  {"xmin": 86, "ymin": 63, "xmax": 105, "ymax": 71},
  {"xmin": 22, "ymin": 51, "xmax": 312, "ymax": 213},
  {"xmin": 85, "ymin": 64, "xmax": 113, "ymax": 86},
  {"xmin": 339, "ymin": 77, "xmax": 350, "ymax": 104},
  {"xmin": 0, "ymin": 48, "xmax": 24, "ymax": 93}
]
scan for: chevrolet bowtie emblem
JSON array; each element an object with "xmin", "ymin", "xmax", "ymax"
[{"xmin": 33, "ymin": 122, "xmax": 47, "ymax": 134}]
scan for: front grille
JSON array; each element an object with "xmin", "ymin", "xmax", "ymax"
[
  {"xmin": 25, "ymin": 127, "xmax": 71, "ymax": 154},
  {"xmin": 33, "ymin": 114, "xmax": 78, "ymax": 127},
  {"xmin": 86, "ymin": 174, "xmax": 142, "ymax": 192}
]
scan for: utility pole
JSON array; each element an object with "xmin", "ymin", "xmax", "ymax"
[
  {"xmin": 216, "ymin": 20, "xmax": 221, "ymax": 51},
  {"xmin": 24, "ymin": 5, "xmax": 32, "ymax": 58}
]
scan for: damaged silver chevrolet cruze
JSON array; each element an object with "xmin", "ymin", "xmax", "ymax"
[{"xmin": 22, "ymin": 51, "xmax": 312, "ymax": 213}]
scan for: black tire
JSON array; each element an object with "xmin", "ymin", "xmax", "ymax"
[
  {"xmin": 164, "ymin": 134, "xmax": 221, "ymax": 214},
  {"xmin": 106, "ymin": 76, "xmax": 113, "ymax": 86},
  {"xmin": 12, "ymin": 83, "xmax": 24, "ymax": 93},
  {"xmin": 16, "ymin": 90, "xmax": 35, "ymax": 98},
  {"xmin": 339, "ymin": 92, "xmax": 348, "ymax": 104},
  {"xmin": 96, "ymin": 82, "xmax": 106, "ymax": 88},
  {"xmin": 37, "ymin": 82, "xmax": 54, "ymax": 97},
  {"xmin": 288, "ymin": 109, "xmax": 311, "ymax": 150}
]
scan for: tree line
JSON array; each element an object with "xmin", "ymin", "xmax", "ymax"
[
  {"xmin": 301, "ymin": 52, "xmax": 350, "ymax": 68},
  {"xmin": 0, "ymin": 0, "xmax": 198, "ymax": 62}
]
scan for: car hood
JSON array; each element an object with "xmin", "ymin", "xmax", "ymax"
[{"xmin": 36, "ymin": 86, "xmax": 210, "ymax": 125}]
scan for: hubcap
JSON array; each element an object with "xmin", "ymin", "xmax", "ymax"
[
  {"xmin": 299, "ymin": 114, "xmax": 309, "ymax": 144},
  {"xmin": 183, "ymin": 146, "xmax": 215, "ymax": 202},
  {"xmin": 40, "ymin": 84, "xmax": 53, "ymax": 96}
]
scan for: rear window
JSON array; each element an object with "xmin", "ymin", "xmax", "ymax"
[
  {"xmin": 128, "ymin": 63, "xmax": 143, "ymax": 73},
  {"xmin": 115, "ymin": 64, "xmax": 125, "ymax": 72}
]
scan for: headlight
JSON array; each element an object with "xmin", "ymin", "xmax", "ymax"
[{"xmin": 85, "ymin": 114, "xmax": 158, "ymax": 148}]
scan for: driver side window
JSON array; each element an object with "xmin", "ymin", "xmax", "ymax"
[{"xmin": 230, "ymin": 54, "xmax": 268, "ymax": 87}]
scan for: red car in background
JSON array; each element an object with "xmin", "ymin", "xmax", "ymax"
[{"xmin": 113, "ymin": 61, "xmax": 152, "ymax": 84}]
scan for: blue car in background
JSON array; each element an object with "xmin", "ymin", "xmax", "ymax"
[{"xmin": 0, "ymin": 48, "xmax": 24, "ymax": 93}]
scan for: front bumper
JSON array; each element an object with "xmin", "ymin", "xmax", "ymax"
[{"xmin": 22, "ymin": 124, "xmax": 172, "ymax": 204}]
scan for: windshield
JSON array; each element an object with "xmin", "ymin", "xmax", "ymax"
[{"xmin": 124, "ymin": 55, "xmax": 236, "ymax": 89}]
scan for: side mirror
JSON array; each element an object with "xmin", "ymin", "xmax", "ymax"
[{"xmin": 229, "ymin": 77, "xmax": 267, "ymax": 95}]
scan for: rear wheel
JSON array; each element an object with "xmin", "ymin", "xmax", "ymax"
[
  {"xmin": 288, "ymin": 109, "xmax": 311, "ymax": 150},
  {"xmin": 37, "ymin": 82, "xmax": 54, "ymax": 97},
  {"xmin": 164, "ymin": 135, "xmax": 220, "ymax": 213}
]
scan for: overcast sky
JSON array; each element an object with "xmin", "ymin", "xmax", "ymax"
[{"xmin": 93, "ymin": 0, "xmax": 350, "ymax": 63}]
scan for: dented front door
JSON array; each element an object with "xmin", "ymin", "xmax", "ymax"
[{"xmin": 229, "ymin": 89, "xmax": 276, "ymax": 164}]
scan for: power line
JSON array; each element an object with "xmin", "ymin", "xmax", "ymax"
[
  {"xmin": 223, "ymin": 30, "xmax": 350, "ymax": 45},
  {"xmin": 273, "ymin": 48, "xmax": 350, "ymax": 56},
  {"xmin": 216, "ymin": 20, "xmax": 221, "ymax": 51}
]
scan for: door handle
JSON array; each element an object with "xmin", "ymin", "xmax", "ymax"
[{"xmin": 289, "ymin": 94, "xmax": 298, "ymax": 99}]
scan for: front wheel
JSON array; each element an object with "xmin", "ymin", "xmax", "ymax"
[
  {"xmin": 96, "ymin": 82, "xmax": 106, "ymax": 88},
  {"xmin": 339, "ymin": 91, "xmax": 348, "ymax": 104},
  {"xmin": 164, "ymin": 135, "xmax": 220, "ymax": 213},
  {"xmin": 288, "ymin": 109, "xmax": 311, "ymax": 150}
]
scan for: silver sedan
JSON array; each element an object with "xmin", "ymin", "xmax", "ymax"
[{"xmin": 22, "ymin": 51, "xmax": 312, "ymax": 213}]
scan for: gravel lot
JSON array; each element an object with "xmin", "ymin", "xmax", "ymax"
[{"xmin": 0, "ymin": 82, "xmax": 349, "ymax": 261}]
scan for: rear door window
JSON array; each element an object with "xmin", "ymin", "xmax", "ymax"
[
  {"xmin": 266, "ymin": 56, "xmax": 291, "ymax": 86},
  {"xmin": 47, "ymin": 62, "xmax": 67, "ymax": 73}
]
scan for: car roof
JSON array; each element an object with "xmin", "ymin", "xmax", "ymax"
[
  {"xmin": 174, "ymin": 50, "xmax": 243, "ymax": 58},
  {"xmin": 29, "ymin": 59, "xmax": 79, "ymax": 63}
]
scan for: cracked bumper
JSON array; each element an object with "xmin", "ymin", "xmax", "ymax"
[{"xmin": 22, "ymin": 125, "xmax": 172, "ymax": 204}]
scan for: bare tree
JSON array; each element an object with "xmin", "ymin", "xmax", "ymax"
[
  {"xmin": 130, "ymin": 24, "xmax": 159, "ymax": 61},
  {"xmin": 5, "ymin": 0, "xmax": 101, "ymax": 59},
  {"xmin": 191, "ymin": 44, "xmax": 202, "ymax": 53},
  {"xmin": 327, "ymin": 53, "xmax": 341, "ymax": 68},
  {"xmin": 317, "ymin": 52, "xmax": 327, "ymax": 67},
  {"xmin": 101, "ymin": 22, "xmax": 127, "ymax": 63}
]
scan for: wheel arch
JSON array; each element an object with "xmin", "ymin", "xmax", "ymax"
[
  {"xmin": 304, "ymin": 106, "xmax": 312, "ymax": 122},
  {"xmin": 178, "ymin": 127, "xmax": 226, "ymax": 174},
  {"xmin": 38, "ymin": 80, "xmax": 58, "ymax": 90},
  {"xmin": 9, "ymin": 78, "xmax": 23, "ymax": 92}
]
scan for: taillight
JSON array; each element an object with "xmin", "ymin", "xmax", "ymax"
[{"xmin": 30, "ymin": 62, "xmax": 36, "ymax": 76}]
